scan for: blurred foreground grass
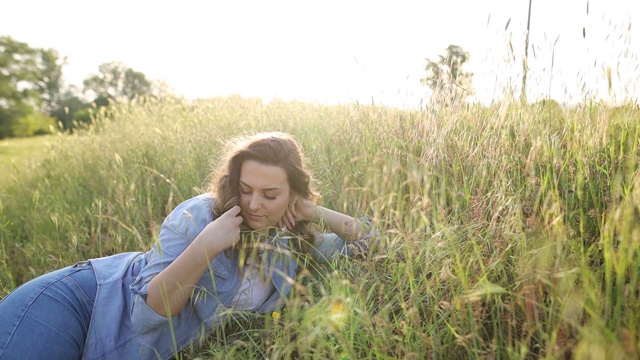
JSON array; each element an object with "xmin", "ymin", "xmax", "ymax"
[{"xmin": 0, "ymin": 95, "xmax": 638, "ymax": 359}]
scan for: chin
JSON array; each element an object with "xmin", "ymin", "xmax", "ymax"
[{"xmin": 244, "ymin": 218, "xmax": 266, "ymax": 231}]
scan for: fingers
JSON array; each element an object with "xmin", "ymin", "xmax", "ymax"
[
  {"xmin": 278, "ymin": 207, "xmax": 296, "ymax": 231},
  {"xmin": 285, "ymin": 209, "xmax": 296, "ymax": 229},
  {"xmin": 203, "ymin": 206, "xmax": 242, "ymax": 251},
  {"xmin": 289, "ymin": 198, "xmax": 298, "ymax": 219},
  {"xmin": 220, "ymin": 206, "xmax": 243, "ymax": 227},
  {"xmin": 278, "ymin": 214, "xmax": 293, "ymax": 231},
  {"xmin": 225, "ymin": 205, "xmax": 241, "ymax": 216}
]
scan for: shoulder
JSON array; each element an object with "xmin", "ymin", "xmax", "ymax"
[
  {"xmin": 162, "ymin": 193, "xmax": 217, "ymax": 239},
  {"xmin": 170, "ymin": 193, "xmax": 216, "ymax": 216}
]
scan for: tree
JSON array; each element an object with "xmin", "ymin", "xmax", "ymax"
[
  {"xmin": 421, "ymin": 44, "xmax": 474, "ymax": 105},
  {"xmin": 35, "ymin": 48, "xmax": 66, "ymax": 114},
  {"xmin": 50, "ymin": 87, "xmax": 91, "ymax": 130},
  {"xmin": 83, "ymin": 62, "xmax": 152, "ymax": 102},
  {"xmin": 0, "ymin": 36, "xmax": 62, "ymax": 138}
]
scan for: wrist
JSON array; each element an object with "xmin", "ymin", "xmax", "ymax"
[
  {"xmin": 308, "ymin": 205, "xmax": 323, "ymax": 224},
  {"xmin": 193, "ymin": 233, "xmax": 225, "ymax": 261}
]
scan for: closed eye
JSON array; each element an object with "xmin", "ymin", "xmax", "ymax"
[{"xmin": 240, "ymin": 187, "xmax": 277, "ymax": 200}]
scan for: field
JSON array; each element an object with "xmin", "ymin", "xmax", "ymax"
[
  {"xmin": 0, "ymin": 95, "xmax": 638, "ymax": 359},
  {"xmin": 0, "ymin": 135, "xmax": 59, "ymax": 187}
]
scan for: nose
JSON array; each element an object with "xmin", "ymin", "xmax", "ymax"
[{"xmin": 249, "ymin": 194, "xmax": 261, "ymax": 211}]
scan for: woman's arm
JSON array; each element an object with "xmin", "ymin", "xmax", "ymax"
[
  {"xmin": 145, "ymin": 206, "xmax": 243, "ymax": 317},
  {"xmin": 285, "ymin": 199, "xmax": 368, "ymax": 242},
  {"xmin": 308, "ymin": 206, "xmax": 367, "ymax": 242}
]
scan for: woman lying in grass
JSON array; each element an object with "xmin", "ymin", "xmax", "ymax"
[{"xmin": 0, "ymin": 132, "xmax": 375, "ymax": 360}]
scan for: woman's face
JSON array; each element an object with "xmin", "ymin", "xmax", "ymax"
[{"xmin": 238, "ymin": 160, "xmax": 292, "ymax": 230}]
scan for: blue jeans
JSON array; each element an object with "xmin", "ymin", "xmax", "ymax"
[{"xmin": 0, "ymin": 261, "xmax": 97, "ymax": 360}]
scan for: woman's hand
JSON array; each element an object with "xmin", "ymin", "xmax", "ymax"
[
  {"xmin": 278, "ymin": 196, "xmax": 318, "ymax": 231},
  {"xmin": 195, "ymin": 205, "xmax": 243, "ymax": 255},
  {"xmin": 293, "ymin": 196, "xmax": 318, "ymax": 223},
  {"xmin": 278, "ymin": 196, "xmax": 369, "ymax": 243}
]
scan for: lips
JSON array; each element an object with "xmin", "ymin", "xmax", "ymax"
[{"xmin": 247, "ymin": 213, "xmax": 264, "ymax": 221}]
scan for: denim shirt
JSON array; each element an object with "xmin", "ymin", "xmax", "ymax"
[{"xmin": 82, "ymin": 194, "xmax": 370, "ymax": 360}]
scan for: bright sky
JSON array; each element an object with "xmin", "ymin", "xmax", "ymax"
[{"xmin": 1, "ymin": 0, "xmax": 637, "ymax": 108}]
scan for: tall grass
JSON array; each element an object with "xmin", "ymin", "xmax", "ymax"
[{"xmin": 0, "ymin": 94, "xmax": 638, "ymax": 359}]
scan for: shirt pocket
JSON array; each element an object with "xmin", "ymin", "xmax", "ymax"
[
  {"xmin": 193, "ymin": 258, "xmax": 233, "ymax": 306},
  {"xmin": 200, "ymin": 257, "xmax": 230, "ymax": 282}
]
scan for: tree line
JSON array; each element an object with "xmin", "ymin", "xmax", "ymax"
[
  {"xmin": 0, "ymin": 36, "xmax": 159, "ymax": 139},
  {"xmin": 1, "ymin": 34, "xmax": 473, "ymax": 139}
]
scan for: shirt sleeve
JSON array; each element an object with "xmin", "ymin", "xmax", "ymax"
[
  {"xmin": 311, "ymin": 216, "xmax": 378, "ymax": 263},
  {"xmin": 128, "ymin": 197, "xmax": 214, "ymax": 334}
]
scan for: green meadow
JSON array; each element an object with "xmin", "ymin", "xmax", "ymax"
[
  {"xmin": 0, "ymin": 135, "xmax": 58, "ymax": 187},
  {"xmin": 0, "ymin": 95, "xmax": 639, "ymax": 359}
]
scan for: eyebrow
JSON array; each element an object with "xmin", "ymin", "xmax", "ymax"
[{"xmin": 239, "ymin": 180, "xmax": 282, "ymax": 191}]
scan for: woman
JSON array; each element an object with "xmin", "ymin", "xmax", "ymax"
[{"xmin": 0, "ymin": 132, "xmax": 374, "ymax": 360}]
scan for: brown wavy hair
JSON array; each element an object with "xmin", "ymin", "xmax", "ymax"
[{"xmin": 207, "ymin": 132, "xmax": 320, "ymax": 252}]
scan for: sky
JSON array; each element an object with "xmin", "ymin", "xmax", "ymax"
[{"xmin": 1, "ymin": 0, "xmax": 638, "ymax": 108}]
